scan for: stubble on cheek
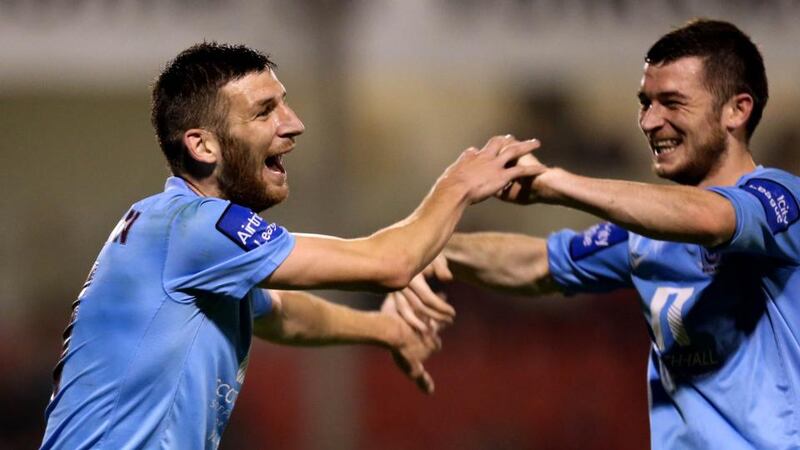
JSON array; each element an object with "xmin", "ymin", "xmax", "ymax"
[{"xmin": 216, "ymin": 133, "xmax": 281, "ymax": 211}]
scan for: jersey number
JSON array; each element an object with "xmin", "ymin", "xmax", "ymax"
[
  {"xmin": 648, "ymin": 287, "xmax": 694, "ymax": 351},
  {"xmin": 108, "ymin": 209, "xmax": 141, "ymax": 245}
]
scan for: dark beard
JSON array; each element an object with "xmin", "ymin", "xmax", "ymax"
[
  {"xmin": 662, "ymin": 110, "xmax": 727, "ymax": 186},
  {"xmin": 216, "ymin": 131, "xmax": 284, "ymax": 212}
]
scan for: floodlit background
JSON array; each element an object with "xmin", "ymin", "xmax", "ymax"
[{"xmin": 2, "ymin": 1, "xmax": 799, "ymax": 449}]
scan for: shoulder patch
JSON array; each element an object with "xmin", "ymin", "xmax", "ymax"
[
  {"xmin": 741, "ymin": 178, "xmax": 799, "ymax": 234},
  {"xmin": 569, "ymin": 222, "xmax": 629, "ymax": 261},
  {"xmin": 215, "ymin": 203, "xmax": 285, "ymax": 251}
]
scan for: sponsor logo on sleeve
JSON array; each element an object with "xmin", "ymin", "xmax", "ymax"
[
  {"xmin": 741, "ymin": 178, "xmax": 799, "ymax": 234},
  {"xmin": 215, "ymin": 203, "xmax": 284, "ymax": 251},
  {"xmin": 569, "ymin": 222, "xmax": 629, "ymax": 261}
]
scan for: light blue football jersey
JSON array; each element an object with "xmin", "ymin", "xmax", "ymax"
[
  {"xmin": 41, "ymin": 177, "xmax": 295, "ymax": 450},
  {"xmin": 548, "ymin": 167, "xmax": 800, "ymax": 449}
]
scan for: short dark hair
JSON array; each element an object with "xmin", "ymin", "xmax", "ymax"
[
  {"xmin": 151, "ymin": 42, "xmax": 276, "ymax": 176},
  {"xmin": 645, "ymin": 19, "xmax": 768, "ymax": 139}
]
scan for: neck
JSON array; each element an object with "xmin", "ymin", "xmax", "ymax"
[
  {"xmin": 178, "ymin": 174, "xmax": 223, "ymax": 199},
  {"xmin": 697, "ymin": 140, "xmax": 756, "ymax": 188}
]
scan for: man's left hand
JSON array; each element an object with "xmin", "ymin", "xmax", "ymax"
[{"xmin": 497, "ymin": 152, "xmax": 549, "ymax": 205}]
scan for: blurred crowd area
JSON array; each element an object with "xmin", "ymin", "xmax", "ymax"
[{"xmin": 1, "ymin": 1, "xmax": 799, "ymax": 449}]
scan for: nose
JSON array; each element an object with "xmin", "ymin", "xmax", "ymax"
[
  {"xmin": 639, "ymin": 104, "xmax": 665, "ymax": 134},
  {"xmin": 277, "ymin": 104, "xmax": 305, "ymax": 138}
]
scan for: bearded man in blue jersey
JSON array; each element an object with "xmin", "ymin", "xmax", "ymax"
[
  {"xmin": 39, "ymin": 43, "xmax": 542, "ymax": 449},
  {"xmin": 439, "ymin": 19, "xmax": 797, "ymax": 449}
]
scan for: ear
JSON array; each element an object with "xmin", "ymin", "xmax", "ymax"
[
  {"xmin": 182, "ymin": 128, "xmax": 221, "ymax": 165},
  {"xmin": 722, "ymin": 93, "xmax": 753, "ymax": 133}
]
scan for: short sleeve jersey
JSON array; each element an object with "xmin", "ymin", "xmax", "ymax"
[
  {"xmin": 40, "ymin": 177, "xmax": 296, "ymax": 450},
  {"xmin": 547, "ymin": 167, "xmax": 800, "ymax": 450}
]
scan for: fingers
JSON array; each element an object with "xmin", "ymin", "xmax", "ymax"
[
  {"xmin": 507, "ymin": 162, "xmax": 548, "ymax": 179},
  {"xmin": 481, "ymin": 137, "xmax": 546, "ymax": 181},
  {"xmin": 423, "ymin": 328, "xmax": 443, "ymax": 351},
  {"xmin": 428, "ymin": 317, "xmax": 442, "ymax": 333},
  {"xmin": 498, "ymin": 139, "xmax": 541, "ymax": 165},
  {"xmin": 497, "ymin": 180, "xmax": 515, "ymax": 202},
  {"xmin": 500, "ymin": 141, "xmax": 547, "ymax": 183},
  {"xmin": 481, "ymin": 134, "xmax": 517, "ymax": 155},
  {"xmin": 497, "ymin": 177, "xmax": 534, "ymax": 204},
  {"xmin": 380, "ymin": 293, "xmax": 397, "ymax": 315},
  {"xmin": 388, "ymin": 272, "xmax": 456, "ymax": 334},
  {"xmin": 497, "ymin": 177, "xmax": 524, "ymax": 202},
  {"xmin": 429, "ymin": 253, "xmax": 453, "ymax": 282},
  {"xmin": 403, "ymin": 288, "xmax": 453, "ymax": 324},
  {"xmin": 514, "ymin": 152, "xmax": 541, "ymax": 168},
  {"xmin": 407, "ymin": 275, "xmax": 455, "ymax": 321},
  {"xmin": 408, "ymin": 333, "xmax": 438, "ymax": 393},
  {"xmin": 447, "ymin": 134, "xmax": 546, "ymax": 205},
  {"xmin": 390, "ymin": 292, "xmax": 430, "ymax": 334},
  {"xmin": 415, "ymin": 366, "xmax": 435, "ymax": 394},
  {"xmin": 392, "ymin": 344, "xmax": 437, "ymax": 395}
]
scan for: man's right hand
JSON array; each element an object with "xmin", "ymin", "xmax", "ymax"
[{"xmin": 437, "ymin": 135, "xmax": 546, "ymax": 204}]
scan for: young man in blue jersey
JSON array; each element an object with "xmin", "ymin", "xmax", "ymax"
[
  {"xmin": 40, "ymin": 43, "xmax": 543, "ymax": 449},
  {"xmin": 439, "ymin": 19, "xmax": 798, "ymax": 449}
]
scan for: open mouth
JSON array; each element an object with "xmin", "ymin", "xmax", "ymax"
[
  {"xmin": 264, "ymin": 154, "xmax": 285, "ymax": 174},
  {"xmin": 651, "ymin": 138, "xmax": 681, "ymax": 157}
]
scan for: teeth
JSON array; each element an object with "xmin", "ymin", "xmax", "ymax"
[{"xmin": 651, "ymin": 139, "xmax": 680, "ymax": 155}]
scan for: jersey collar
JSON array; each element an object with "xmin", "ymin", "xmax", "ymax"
[
  {"xmin": 732, "ymin": 165, "xmax": 764, "ymax": 186},
  {"xmin": 164, "ymin": 176, "xmax": 199, "ymax": 197}
]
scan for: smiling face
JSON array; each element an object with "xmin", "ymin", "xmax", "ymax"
[
  {"xmin": 638, "ymin": 56, "xmax": 728, "ymax": 186},
  {"xmin": 214, "ymin": 69, "xmax": 305, "ymax": 211}
]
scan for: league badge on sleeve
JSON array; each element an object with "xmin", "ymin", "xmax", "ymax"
[
  {"xmin": 215, "ymin": 203, "xmax": 285, "ymax": 251},
  {"xmin": 569, "ymin": 222, "xmax": 628, "ymax": 261},
  {"xmin": 741, "ymin": 178, "xmax": 799, "ymax": 234}
]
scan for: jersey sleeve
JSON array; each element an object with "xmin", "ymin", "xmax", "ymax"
[
  {"xmin": 547, "ymin": 222, "xmax": 633, "ymax": 294},
  {"xmin": 251, "ymin": 289, "xmax": 274, "ymax": 319},
  {"xmin": 164, "ymin": 199, "xmax": 296, "ymax": 302},
  {"xmin": 708, "ymin": 171, "xmax": 800, "ymax": 260}
]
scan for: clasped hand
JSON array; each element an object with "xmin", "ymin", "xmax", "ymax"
[
  {"xmin": 380, "ymin": 258, "xmax": 454, "ymax": 394},
  {"xmin": 497, "ymin": 142, "xmax": 549, "ymax": 205},
  {"xmin": 381, "ymin": 135, "xmax": 549, "ymax": 393}
]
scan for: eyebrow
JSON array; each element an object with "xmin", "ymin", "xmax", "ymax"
[
  {"xmin": 254, "ymin": 91, "xmax": 287, "ymax": 110},
  {"xmin": 637, "ymin": 90, "xmax": 689, "ymax": 102}
]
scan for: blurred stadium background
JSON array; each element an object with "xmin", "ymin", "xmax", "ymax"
[{"xmin": 1, "ymin": 1, "xmax": 799, "ymax": 449}]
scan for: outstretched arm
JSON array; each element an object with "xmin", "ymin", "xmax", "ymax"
[
  {"xmin": 534, "ymin": 169, "xmax": 735, "ymax": 246},
  {"xmin": 264, "ymin": 137, "xmax": 545, "ymax": 293},
  {"xmin": 500, "ymin": 154, "xmax": 735, "ymax": 247},
  {"xmin": 254, "ymin": 290, "xmax": 441, "ymax": 394},
  {"xmin": 444, "ymin": 232, "xmax": 560, "ymax": 296}
]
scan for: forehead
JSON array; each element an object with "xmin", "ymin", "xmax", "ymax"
[
  {"xmin": 640, "ymin": 56, "xmax": 708, "ymax": 96},
  {"xmin": 221, "ymin": 69, "xmax": 286, "ymax": 109}
]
